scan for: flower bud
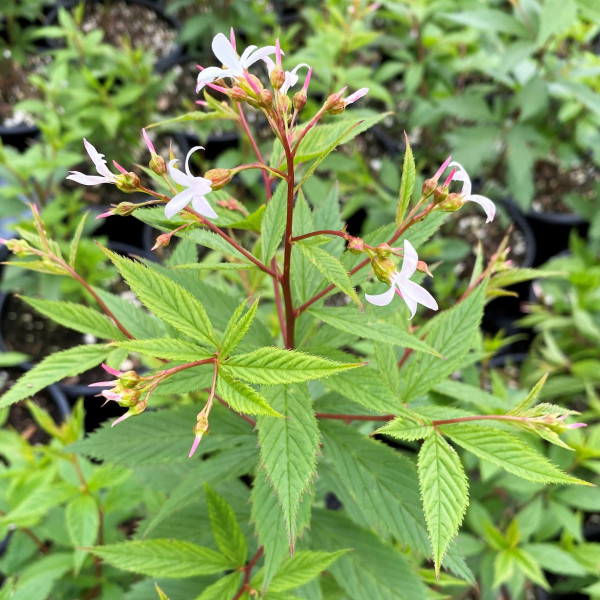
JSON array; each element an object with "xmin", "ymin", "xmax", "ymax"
[
  {"xmin": 119, "ymin": 370, "xmax": 141, "ymax": 388},
  {"xmin": 229, "ymin": 86, "xmax": 247, "ymax": 102},
  {"xmin": 151, "ymin": 232, "xmax": 172, "ymax": 251},
  {"xmin": 270, "ymin": 66, "xmax": 286, "ymax": 89},
  {"xmin": 347, "ymin": 236, "xmax": 366, "ymax": 255},
  {"xmin": 433, "ymin": 185, "xmax": 450, "ymax": 204},
  {"xmin": 293, "ymin": 91, "xmax": 307, "ymax": 111},
  {"xmin": 421, "ymin": 178, "xmax": 437, "ymax": 198},
  {"xmin": 114, "ymin": 201, "xmax": 139, "ymax": 216},
  {"xmin": 325, "ymin": 92, "xmax": 346, "ymax": 115},
  {"xmin": 1, "ymin": 238, "xmax": 33, "ymax": 257},
  {"xmin": 238, "ymin": 74, "xmax": 263, "ymax": 97},
  {"xmin": 149, "ymin": 154, "xmax": 167, "ymax": 176},
  {"xmin": 417, "ymin": 260, "xmax": 433, "ymax": 277},
  {"xmin": 116, "ymin": 388, "xmax": 141, "ymax": 407},
  {"xmin": 260, "ymin": 89, "xmax": 273, "ymax": 107},
  {"xmin": 375, "ymin": 243, "xmax": 392, "ymax": 258},
  {"xmin": 204, "ymin": 168, "xmax": 232, "ymax": 190},
  {"xmin": 371, "ymin": 256, "xmax": 397, "ymax": 284},
  {"xmin": 439, "ymin": 192, "xmax": 464, "ymax": 213},
  {"xmin": 115, "ymin": 172, "xmax": 141, "ymax": 193}
]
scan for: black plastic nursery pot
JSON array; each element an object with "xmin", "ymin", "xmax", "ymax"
[
  {"xmin": 479, "ymin": 199, "xmax": 537, "ymax": 352},
  {"xmin": 47, "ymin": 0, "xmax": 183, "ymax": 67},
  {"xmin": 526, "ymin": 208, "xmax": 589, "ymax": 267}
]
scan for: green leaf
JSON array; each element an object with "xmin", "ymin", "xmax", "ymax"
[
  {"xmin": 252, "ymin": 469, "xmax": 295, "ymax": 590},
  {"xmin": 442, "ymin": 424, "xmax": 590, "ymax": 485},
  {"xmin": 396, "ymin": 134, "xmax": 416, "ymax": 226},
  {"xmin": 376, "ymin": 415, "xmax": 433, "ymax": 441},
  {"xmin": 297, "ymin": 243, "xmax": 360, "ymax": 307},
  {"xmin": 205, "ymin": 485, "xmax": 247, "ymax": 567},
  {"xmin": 323, "ymin": 367, "xmax": 406, "ymax": 414},
  {"xmin": 309, "ymin": 306, "xmax": 441, "ymax": 356},
  {"xmin": 508, "ymin": 374, "xmax": 548, "ymax": 415},
  {"xmin": 292, "ymin": 113, "xmax": 389, "ymax": 165},
  {"xmin": 311, "ymin": 510, "xmax": 427, "ymax": 600},
  {"xmin": 92, "ymin": 286, "xmax": 168, "ymax": 339},
  {"xmin": 103, "ymin": 247, "xmax": 217, "ymax": 346},
  {"xmin": 68, "ymin": 404, "xmax": 254, "ymax": 466},
  {"xmin": 113, "ymin": 338, "xmax": 214, "ymax": 362},
  {"xmin": 216, "ymin": 372, "xmax": 282, "ymax": 417},
  {"xmin": 19, "ymin": 296, "xmax": 126, "ymax": 341},
  {"xmin": 537, "ymin": 0, "xmax": 577, "ymax": 44},
  {"xmin": 0, "ymin": 344, "xmax": 109, "ymax": 409},
  {"xmin": 320, "ymin": 420, "xmax": 430, "ymax": 554},
  {"xmin": 269, "ymin": 550, "xmax": 348, "ymax": 593},
  {"xmin": 418, "ymin": 434, "xmax": 469, "ymax": 576},
  {"xmin": 89, "ymin": 540, "xmax": 231, "ymax": 578},
  {"xmin": 221, "ymin": 347, "xmax": 361, "ymax": 385},
  {"xmin": 294, "ymin": 120, "xmax": 368, "ymax": 191},
  {"xmin": 69, "ymin": 211, "xmax": 89, "ymax": 268},
  {"xmin": 220, "ymin": 298, "xmax": 259, "ymax": 357},
  {"xmin": 261, "ymin": 182, "xmax": 287, "ymax": 263},
  {"xmin": 257, "ymin": 385, "xmax": 320, "ymax": 549},
  {"xmin": 66, "ymin": 494, "xmax": 99, "ymax": 573},
  {"xmin": 401, "ymin": 284, "xmax": 485, "ymax": 401},
  {"xmin": 194, "ymin": 572, "xmax": 241, "ymax": 600},
  {"xmin": 147, "ymin": 110, "xmax": 229, "ymax": 129}
]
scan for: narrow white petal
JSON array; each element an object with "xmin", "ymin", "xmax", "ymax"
[
  {"xmin": 263, "ymin": 55, "xmax": 275, "ymax": 74},
  {"xmin": 467, "ymin": 194, "xmax": 496, "ymax": 223},
  {"xmin": 401, "ymin": 289, "xmax": 418, "ymax": 319},
  {"xmin": 281, "ymin": 72, "xmax": 293, "ymax": 95},
  {"xmin": 243, "ymin": 45, "xmax": 277, "ymax": 68},
  {"xmin": 212, "ymin": 33, "xmax": 241, "ymax": 70},
  {"xmin": 165, "ymin": 188, "xmax": 194, "ymax": 219},
  {"xmin": 192, "ymin": 177, "xmax": 213, "ymax": 196},
  {"xmin": 196, "ymin": 66, "xmax": 230, "ymax": 91},
  {"xmin": 167, "ymin": 159, "xmax": 193, "ymax": 187},
  {"xmin": 184, "ymin": 146, "xmax": 205, "ymax": 178},
  {"xmin": 192, "ymin": 195, "xmax": 218, "ymax": 220},
  {"xmin": 401, "ymin": 278, "xmax": 439, "ymax": 312},
  {"xmin": 66, "ymin": 172, "xmax": 111, "ymax": 186},
  {"xmin": 365, "ymin": 283, "xmax": 396, "ymax": 307},
  {"xmin": 448, "ymin": 161, "xmax": 472, "ymax": 196},
  {"xmin": 239, "ymin": 45, "xmax": 258, "ymax": 65},
  {"xmin": 399, "ymin": 239, "xmax": 418, "ymax": 279},
  {"xmin": 83, "ymin": 139, "xmax": 115, "ymax": 180}
]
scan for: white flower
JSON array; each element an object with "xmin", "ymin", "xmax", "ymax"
[
  {"xmin": 449, "ymin": 161, "xmax": 495, "ymax": 223},
  {"xmin": 66, "ymin": 139, "xmax": 118, "ymax": 186},
  {"xmin": 365, "ymin": 240, "xmax": 438, "ymax": 319},
  {"xmin": 263, "ymin": 56, "xmax": 310, "ymax": 95},
  {"xmin": 166, "ymin": 146, "xmax": 216, "ymax": 220},
  {"xmin": 196, "ymin": 32, "xmax": 277, "ymax": 92}
]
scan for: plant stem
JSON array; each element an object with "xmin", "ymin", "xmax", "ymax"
[
  {"xmin": 56, "ymin": 258, "xmax": 135, "ymax": 340},
  {"xmin": 281, "ymin": 136, "xmax": 296, "ymax": 348},
  {"xmin": 315, "ymin": 412, "xmax": 395, "ymax": 421},
  {"xmin": 186, "ymin": 209, "xmax": 278, "ymax": 278},
  {"xmin": 233, "ymin": 546, "xmax": 264, "ymax": 600},
  {"xmin": 432, "ymin": 414, "xmax": 529, "ymax": 427},
  {"xmin": 291, "ymin": 230, "xmax": 348, "ymax": 243},
  {"xmin": 214, "ymin": 393, "xmax": 257, "ymax": 427},
  {"xmin": 0, "ymin": 510, "xmax": 49, "ymax": 555},
  {"xmin": 236, "ymin": 104, "xmax": 287, "ymax": 343}
]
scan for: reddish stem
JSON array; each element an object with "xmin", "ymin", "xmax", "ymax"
[
  {"xmin": 214, "ymin": 393, "xmax": 257, "ymax": 427},
  {"xmin": 236, "ymin": 103, "xmax": 287, "ymax": 342},
  {"xmin": 281, "ymin": 136, "xmax": 296, "ymax": 348},
  {"xmin": 433, "ymin": 414, "xmax": 529, "ymax": 427},
  {"xmin": 185, "ymin": 208, "xmax": 278, "ymax": 279},
  {"xmin": 233, "ymin": 546, "xmax": 264, "ymax": 600},
  {"xmin": 291, "ymin": 230, "xmax": 348, "ymax": 243},
  {"xmin": 316, "ymin": 412, "xmax": 395, "ymax": 422}
]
